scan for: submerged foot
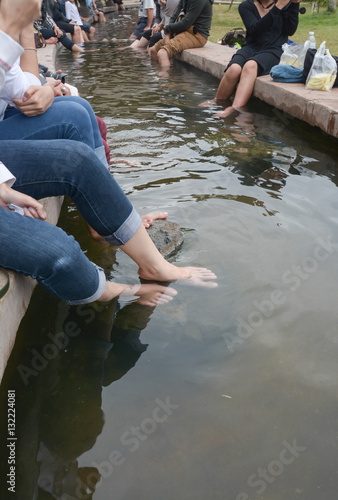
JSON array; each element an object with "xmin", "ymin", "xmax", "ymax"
[
  {"xmin": 214, "ymin": 106, "xmax": 235, "ymax": 119},
  {"xmin": 138, "ymin": 263, "xmax": 218, "ymax": 288},
  {"xmin": 120, "ymin": 283, "xmax": 177, "ymax": 306},
  {"xmin": 141, "ymin": 212, "xmax": 168, "ymax": 228},
  {"xmin": 199, "ymin": 99, "xmax": 216, "ymax": 108}
]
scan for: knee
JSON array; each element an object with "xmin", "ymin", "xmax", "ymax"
[
  {"xmin": 242, "ymin": 60, "xmax": 258, "ymax": 76},
  {"xmin": 74, "ymin": 25, "xmax": 81, "ymax": 34},
  {"xmin": 225, "ymin": 64, "xmax": 242, "ymax": 81}
]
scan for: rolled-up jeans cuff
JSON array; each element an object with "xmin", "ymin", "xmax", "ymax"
[
  {"xmin": 104, "ymin": 207, "xmax": 142, "ymax": 246},
  {"xmin": 68, "ymin": 264, "xmax": 106, "ymax": 305},
  {"xmin": 95, "ymin": 145, "xmax": 110, "ymax": 170}
]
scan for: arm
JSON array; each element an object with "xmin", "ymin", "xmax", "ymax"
[
  {"xmin": 19, "ymin": 23, "xmax": 39, "ymax": 79},
  {"xmin": 145, "ymin": 8, "xmax": 154, "ymax": 30},
  {"xmin": 239, "ymin": 0, "xmax": 297, "ymax": 37},
  {"xmin": 165, "ymin": 0, "xmax": 206, "ymax": 35},
  {"xmin": 281, "ymin": 0, "xmax": 300, "ymax": 36},
  {"xmin": 0, "ymin": 175, "xmax": 47, "ymax": 220},
  {"xmin": 0, "ymin": 0, "xmax": 42, "ymax": 41}
]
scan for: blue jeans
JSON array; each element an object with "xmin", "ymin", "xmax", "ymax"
[
  {"xmin": 1, "ymin": 96, "xmax": 109, "ymax": 168},
  {"xmin": 0, "ymin": 140, "xmax": 141, "ymax": 304},
  {"xmin": 40, "ymin": 28, "xmax": 75, "ymax": 51},
  {"xmin": 133, "ymin": 17, "xmax": 154, "ymax": 39}
]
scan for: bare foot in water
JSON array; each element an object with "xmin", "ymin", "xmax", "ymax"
[
  {"xmin": 199, "ymin": 99, "xmax": 216, "ymax": 107},
  {"xmin": 99, "ymin": 282, "xmax": 177, "ymax": 306},
  {"xmin": 214, "ymin": 106, "xmax": 235, "ymax": 119},
  {"xmin": 141, "ymin": 212, "xmax": 168, "ymax": 228},
  {"xmin": 138, "ymin": 263, "xmax": 218, "ymax": 288}
]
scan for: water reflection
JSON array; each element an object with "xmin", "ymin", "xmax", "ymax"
[{"xmin": 0, "ymin": 294, "xmax": 156, "ymax": 499}]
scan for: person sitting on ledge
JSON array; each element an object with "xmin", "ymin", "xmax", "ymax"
[
  {"xmin": 86, "ymin": 0, "xmax": 106, "ymax": 23},
  {"xmin": 129, "ymin": 0, "xmax": 155, "ymax": 40},
  {"xmin": 149, "ymin": 0, "xmax": 213, "ymax": 69},
  {"xmin": 130, "ymin": 0, "xmax": 179, "ymax": 50},
  {"xmin": 201, "ymin": 0, "xmax": 299, "ymax": 118},
  {"xmin": 36, "ymin": 2, "xmax": 84, "ymax": 51},
  {"xmin": 65, "ymin": 0, "xmax": 96, "ymax": 41},
  {"xmin": 50, "ymin": 0, "xmax": 87, "ymax": 44}
]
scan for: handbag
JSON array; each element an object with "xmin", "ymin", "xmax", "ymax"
[
  {"xmin": 221, "ymin": 28, "xmax": 246, "ymax": 47},
  {"xmin": 33, "ymin": 25, "xmax": 46, "ymax": 49}
]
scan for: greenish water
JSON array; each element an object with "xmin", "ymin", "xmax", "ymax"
[{"xmin": 1, "ymin": 10, "xmax": 338, "ymax": 500}]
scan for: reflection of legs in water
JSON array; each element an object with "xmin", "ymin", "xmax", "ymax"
[{"xmin": 230, "ymin": 110, "xmax": 256, "ymax": 143}]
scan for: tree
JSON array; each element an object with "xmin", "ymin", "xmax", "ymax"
[{"xmin": 327, "ymin": 0, "xmax": 336, "ymax": 12}]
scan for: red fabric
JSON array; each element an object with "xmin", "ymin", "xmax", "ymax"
[{"xmin": 96, "ymin": 116, "xmax": 111, "ymax": 164}]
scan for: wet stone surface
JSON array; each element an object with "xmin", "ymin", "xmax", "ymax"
[{"xmin": 147, "ymin": 220, "xmax": 184, "ymax": 258}]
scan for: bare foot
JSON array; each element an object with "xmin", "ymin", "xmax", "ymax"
[
  {"xmin": 138, "ymin": 263, "xmax": 218, "ymax": 288},
  {"xmin": 214, "ymin": 106, "xmax": 235, "ymax": 119},
  {"xmin": 199, "ymin": 99, "xmax": 216, "ymax": 108},
  {"xmin": 141, "ymin": 212, "xmax": 168, "ymax": 228},
  {"xmin": 120, "ymin": 284, "xmax": 177, "ymax": 306}
]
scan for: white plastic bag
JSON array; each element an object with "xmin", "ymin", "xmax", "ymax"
[
  {"xmin": 306, "ymin": 41, "xmax": 337, "ymax": 91},
  {"xmin": 279, "ymin": 41, "xmax": 310, "ymax": 69}
]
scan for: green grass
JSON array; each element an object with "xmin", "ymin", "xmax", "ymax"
[{"xmin": 210, "ymin": 2, "xmax": 338, "ymax": 53}]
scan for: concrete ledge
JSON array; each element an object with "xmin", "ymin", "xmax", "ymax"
[
  {"xmin": 0, "ymin": 45, "xmax": 63, "ymax": 382},
  {"xmin": 177, "ymin": 41, "xmax": 338, "ymax": 139}
]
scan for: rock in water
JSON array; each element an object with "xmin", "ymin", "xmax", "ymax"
[{"xmin": 146, "ymin": 220, "xmax": 184, "ymax": 258}]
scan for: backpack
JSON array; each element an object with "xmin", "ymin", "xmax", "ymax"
[{"xmin": 221, "ymin": 28, "xmax": 246, "ymax": 47}]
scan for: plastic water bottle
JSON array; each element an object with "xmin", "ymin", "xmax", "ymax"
[{"xmin": 307, "ymin": 32, "xmax": 316, "ymax": 49}]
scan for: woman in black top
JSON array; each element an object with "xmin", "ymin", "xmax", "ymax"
[
  {"xmin": 214, "ymin": 0, "xmax": 299, "ymax": 117},
  {"xmin": 52, "ymin": 0, "xmax": 85, "ymax": 44}
]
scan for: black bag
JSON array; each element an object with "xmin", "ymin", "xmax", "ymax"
[
  {"xmin": 302, "ymin": 48, "xmax": 338, "ymax": 87},
  {"xmin": 221, "ymin": 28, "xmax": 246, "ymax": 47}
]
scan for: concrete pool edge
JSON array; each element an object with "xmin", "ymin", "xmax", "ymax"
[
  {"xmin": 0, "ymin": 45, "xmax": 64, "ymax": 383},
  {"xmin": 177, "ymin": 41, "xmax": 338, "ymax": 139}
]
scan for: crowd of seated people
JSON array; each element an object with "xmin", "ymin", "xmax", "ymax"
[
  {"xmin": 0, "ymin": 0, "xmax": 217, "ymax": 310},
  {"xmin": 130, "ymin": 0, "xmax": 179, "ymax": 49},
  {"xmin": 128, "ymin": 0, "xmax": 214, "ymax": 69}
]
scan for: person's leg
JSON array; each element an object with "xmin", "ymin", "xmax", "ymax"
[
  {"xmin": 0, "ymin": 206, "xmax": 106, "ymax": 304},
  {"xmin": 1, "ymin": 140, "xmax": 137, "ymax": 240},
  {"xmin": 98, "ymin": 11, "xmax": 106, "ymax": 23},
  {"xmin": 57, "ymin": 29, "xmax": 76, "ymax": 51},
  {"xmin": 1, "ymin": 140, "xmax": 217, "ymax": 287},
  {"xmin": 148, "ymin": 31, "xmax": 162, "ymax": 48},
  {"xmin": 155, "ymin": 28, "xmax": 207, "ymax": 67},
  {"xmin": 81, "ymin": 21, "xmax": 95, "ymax": 40},
  {"xmin": 0, "ymin": 207, "xmax": 174, "ymax": 305},
  {"xmin": 53, "ymin": 95, "xmax": 109, "ymax": 167},
  {"xmin": 72, "ymin": 24, "xmax": 84, "ymax": 44},
  {"xmin": 56, "ymin": 20, "xmax": 75, "ymax": 35},
  {"xmin": 231, "ymin": 60, "xmax": 258, "ymax": 109},
  {"xmin": 215, "ymin": 63, "xmax": 242, "ymax": 102},
  {"xmin": 130, "ymin": 17, "xmax": 147, "ymax": 40},
  {"xmin": 1, "ymin": 102, "xmax": 96, "ymax": 150}
]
